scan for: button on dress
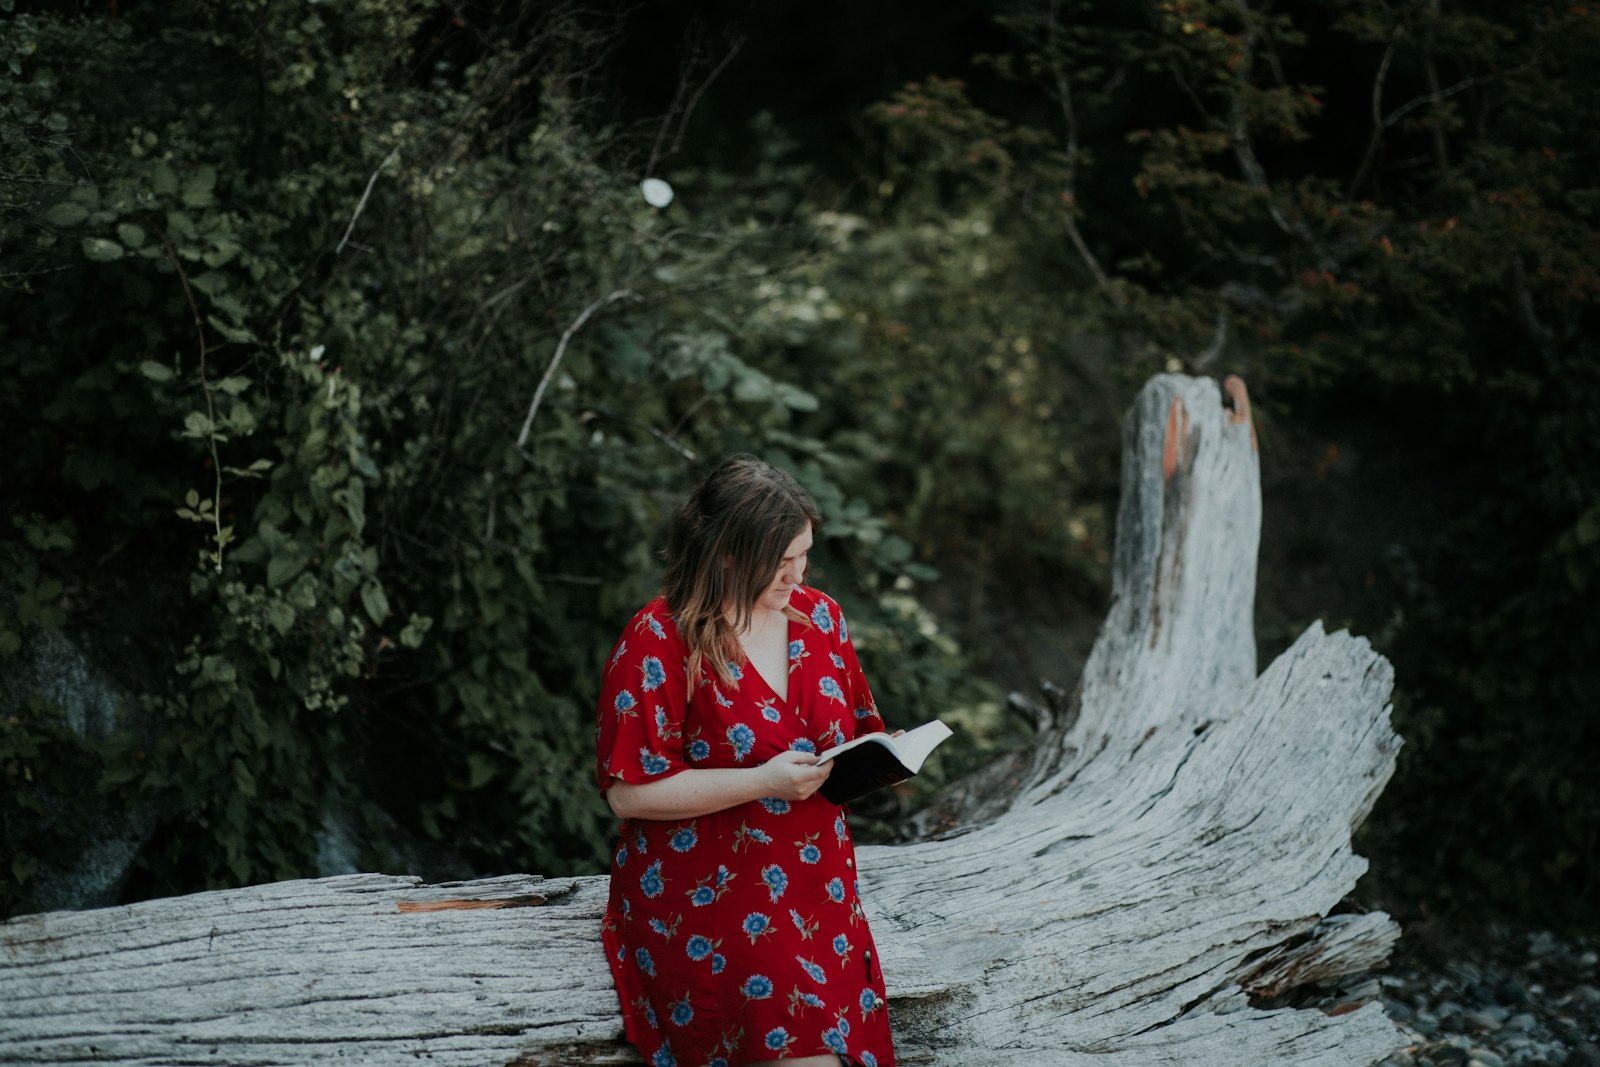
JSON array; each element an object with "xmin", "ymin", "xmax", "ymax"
[{"xmin": 596, "ymin": 586, "xmax": 897, "ymax": 1067}]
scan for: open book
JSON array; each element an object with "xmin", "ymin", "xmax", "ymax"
[{"xmin": 816, "ymin": 719, "xmax": 953, "ymax": 806}]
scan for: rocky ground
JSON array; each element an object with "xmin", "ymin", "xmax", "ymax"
[{"xmin": 1374, "ymin": 924, "xmax": 1600, "ymax": 1067}]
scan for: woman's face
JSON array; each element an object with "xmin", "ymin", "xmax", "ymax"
[{"xmin": 757, "ymin": 524, "xmax": 812, "ymax": 612}]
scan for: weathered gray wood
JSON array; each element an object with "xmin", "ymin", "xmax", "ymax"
[{"xmin": 0, "ymin": 374, "xmax": 1406, "ymax": 1066}]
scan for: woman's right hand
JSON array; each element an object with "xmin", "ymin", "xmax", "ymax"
[{"xmin": 759, "ymin": 749, "xmax": 833, "ymax": 801}]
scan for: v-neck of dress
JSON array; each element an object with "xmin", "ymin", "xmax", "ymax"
[{"xmin": 742, "ymin": 611, "xmax": 793, "ymax": 705}]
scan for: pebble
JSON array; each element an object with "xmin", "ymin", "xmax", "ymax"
[{"xmin": 1360, "ymin": 926, "xmax": 1599, "ymax": 1067}]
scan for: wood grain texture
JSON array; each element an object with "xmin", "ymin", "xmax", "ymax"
[{"xmin": 0, "ymin": 375, "xmax": 1406, "ymax": 1066}]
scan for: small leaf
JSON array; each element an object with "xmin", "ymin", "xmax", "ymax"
[
  {"xmin": 267, "ymin": 550, "xmax": 309, "ymax": 589},
  {"xmin": 12, "ymin": 854, "xmax": 38, "ymax": 885},
  {"xmin": 116, "ymin": 222, "xmax": 147, "ymax": 249},
  {"xmin": 360, "ymin": 580, "xmax": 389, "ymax": 625},
  {"xmin": 150, "ymin": 162, "xmax": 178, "ymax": 196},
  {"xmin": 466, "ymin": 752, "xmax": 498, "ymax": 789},
  {"xmin": 216, "ymin": 375, "xmax": 251, "ymax": 395},
  {"xmin": 399, "ymin": 613, "xmax": 433, "ymax": 649},
  {"xmin": 1578, "ymin": 507, "xmax": 1600, "ymax": 547},
  {"xmin": 232, "ymin": 758, "xmax": 257, "ymax": 798},
  {"xmin": 139, "ymin": 360, "xmax": 174, "ymax": 382},
  {"xmin": 182, "ymin": 164, "xmax": 217, "ymax": 207},
  {"xmin": 45, "ymin": 201, "xmax": 89, "ymax": 227},
  {"xmin": 185, "ymin": 489, "xmax": 200, "ymax": 507},
  {"xmin": 207, "ymin": 314, "xmax": 257, "ymax": 344},
  {"xmin": 265, "ymin": 600, "xmax": 295, "ymax": 637},
  {"xmin": 81, "ymin": 237, "xmax": 124, "ymax": 262}
]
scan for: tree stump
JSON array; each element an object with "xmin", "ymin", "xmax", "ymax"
[{"xmin": 0, "ymin": 374, "xmax": 1405, "ymax": 1066}]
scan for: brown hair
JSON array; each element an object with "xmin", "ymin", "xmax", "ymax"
[{"xmin": 661, "ymin": 455, "xmax": 821, "ymax": 689}]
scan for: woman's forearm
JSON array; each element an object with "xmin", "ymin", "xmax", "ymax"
[{"xmin": 605, "ymin": 767, "xmax": 775, "ymax": 821}]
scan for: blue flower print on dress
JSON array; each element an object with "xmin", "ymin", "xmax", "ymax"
[
  {"xmin": 635, "ymin": 946, "xmax": 656, "ymax": 977},
  {"xmin": 760, "ymin": 702, "xmax": 781, "ymax": 723},
  {"xmin": 826, "ymin": 877, "xmax": 846, "ymax": 903},
  {"xmin": 830, "ymin": 652, "xmax": 846, "ymax": 669},
  {"xmin": 611, "ymin": 640, "xmax": 628, "ymax": 665},
  {"xmin": 614, "ymin": 689, "xmax": 637, "ymax": 714},
  {"xmin": 833, "ymin": 932, "xmax": 852, "ymax": 958},
  {"xmin": 726, "ymin": 722, "xmax": 755, "ymax": 761},
  {"xmin": 635, "ymin": 831, "xmax": 648, "ymax": 853},
  {"xmin": 818, "ymin": 676, "xmax": 846, "ymax": 704},
  {"xmin": 741, "ymin": 974, "xmax": 773, "ymax": 1000},
  {"xmin": 686, "ymin": 934, "xmax": 713, "ymax": 961},
  {"xmin": 859, "ymin": 987, "xmax": 884, "ymax": 1015},
  {"xmin": 711, "ymin": 952, "xmax": 726, "ymax": 975},
  {"xmin": 758, "ymin": 797, "xmax": 790, "ymax": 816},
  {"xmin": 640, "ymin": 859, "xmax": 665, "ymax": 898},
  {"xmin": 670, "ymin": 995, "xmax": 693, "ymax": 1026},
  {"xmin": 860, "ymin": 1053, "xmax": 878, "ymax": 1067},
  {"xmin": 726, "ymin": 661, "xmax": 744, "ymax": 681},
  {"xmin": 640, "ymin": 656, "xmax": 667, "ymax": 692},
  {"xmin": 648, "ymin": 915, "xmax": 680, "ymax": 939},
  {"xmin": 733, "ymin": 822, "xmax": 773, "ymax": 851},
  {"xmin": 788, "ymin": 988, "xmax": 825, "ymax": 1013},
  {"xmin": 811, "ymin": 600, "xmax": 835, "ymax": 633},
  {"xmin": 764, "ymin": 1027, "xmax": 793, "ymax": 1053},
  {"xmin": 715, "ymin": 864, "xmax": 734, "ymax": 888},
  {"xmin": 834, "ymin": 812, "xmax": 847, "ymax": 845},
  {"xmin": 797, "ymin": 956, "xmax": 828, "ymax": 984},
  {"xmin": 639, "ymin": 748, "xmax": 670, "ymax": 775},
  {"xmin": 790, "ymin": 909, "xmax": 818, "ymax": 939},
  {"xmin": 637, "ymin": 612, "xmax": 666, "ymax": 640},
  {"xmin": 836, "ymin": 1014, "xmax": 852, "ymax": 1037},
  {"xmin": 822, "ymin": 1026, "xmax": 848, "ymax": 1055},
  {"xmin": 713, "ymin": 686, "xmax": 733, "ymax": 709},
  {"xmin": 650, "ymin": 1043, "xmax": 675, "ymax": 1067},
  {"xmin": 742, "ymin": 912, "xmax": 772, "ymax": 942},
  {"xmin": 788, "ymin": 638, "xmax": 808, "ymax": 671},
  {"xmin": 615, "ymin": 843, "xmax": 629, "ymax": 868},
  {"xmin": 854, "ymin": 705, "xmax": 875, "ymax": 721},
  {"xmin": 796, "ymin": 833, "xmax": 822, "ymax": 864},
  {"xmin": 669, "ymin": 825, "xmax": 697, "ymax": 853},
  {"xmin": 839, "ymin": 611, "xmax": 850, "ymax": 642},
  {"xmin": 761, "ymin": 863, "xmax": 787, "ymax": 901},
  {"xmin": 688, "ymin": 883, "xmax": 715, "ymax": 907},
  {"xmin": 637, "ymin": 996, "xmax": 657, "ymax": 1029},
  {"xmin": 789, "ymin": 737, "xmax": 817, "ymax": 754},
  {"xmin": 687, "ymin": 737, "xmax": 710, "ymax": 762}
]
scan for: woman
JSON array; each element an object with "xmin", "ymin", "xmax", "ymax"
[{"xmin": 595, "ymin": 456, "xmax": 896, "ymax": 1067}]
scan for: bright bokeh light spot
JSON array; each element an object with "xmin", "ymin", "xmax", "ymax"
[{"xmin": 640, "ymin": 178, "xmax": 674, "ymax": 208}]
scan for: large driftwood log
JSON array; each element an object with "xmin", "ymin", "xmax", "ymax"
[{"xmin": 0, "ymin": 374, "xmax": 1405, "ymax": 1066}]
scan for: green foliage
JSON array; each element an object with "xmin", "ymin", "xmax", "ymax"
[
  {"xmin": 873, "ymin": 0, "xmax": 1600, "ymax": 922},
  {"xmin": 0, "ymin": 0, "xmax": 993, "ymax": 915}
]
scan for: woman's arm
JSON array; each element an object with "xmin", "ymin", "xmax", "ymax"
[{"xmin": 605, "ymin": 750, "xmax": 831, "ymax": 821}]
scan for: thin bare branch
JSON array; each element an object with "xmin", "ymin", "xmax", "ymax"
[
  {"xmin": 1348, "ymin": 36, "xmax": 1397, "ymax": 199},
  {"xmin": 336, "ymin": 145, "xmax": 400, "ymax": 255},
  {"xmin": 515, "ymin": 289, "xmax": 638, "ymax": 449},
  {"xmin": 1046, "ymin": 0, "xmax": 1110, "ymax": 289},
  {"xmin": 668, "ymin": 38, "xmax": 745, "ymax": 159}
]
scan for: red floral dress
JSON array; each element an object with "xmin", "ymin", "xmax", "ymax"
[{"xmin": 595, "ymin": 586, "xmax": 897, "ymax": 1067}]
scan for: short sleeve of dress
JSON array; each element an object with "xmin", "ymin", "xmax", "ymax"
[
  {"xmin": 594, "ymin": 602, "xmax": 691, "ymax": 793},
  {"xmin": 831, "ymin": 597, "xmax": 887, "ymax": 736}
]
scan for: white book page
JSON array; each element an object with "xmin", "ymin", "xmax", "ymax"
[{"xmin": 816, "ymin": 719, "xmax": 952, "ymax": 774}]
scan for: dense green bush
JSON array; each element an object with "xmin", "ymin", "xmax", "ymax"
[
  {"xmin": 4, "ymin": 0, "xmax": 1596, "ymax": 930},
  {"xmin": 0, "ymin": 0, "xmax": 997, "ymax": 917}
]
